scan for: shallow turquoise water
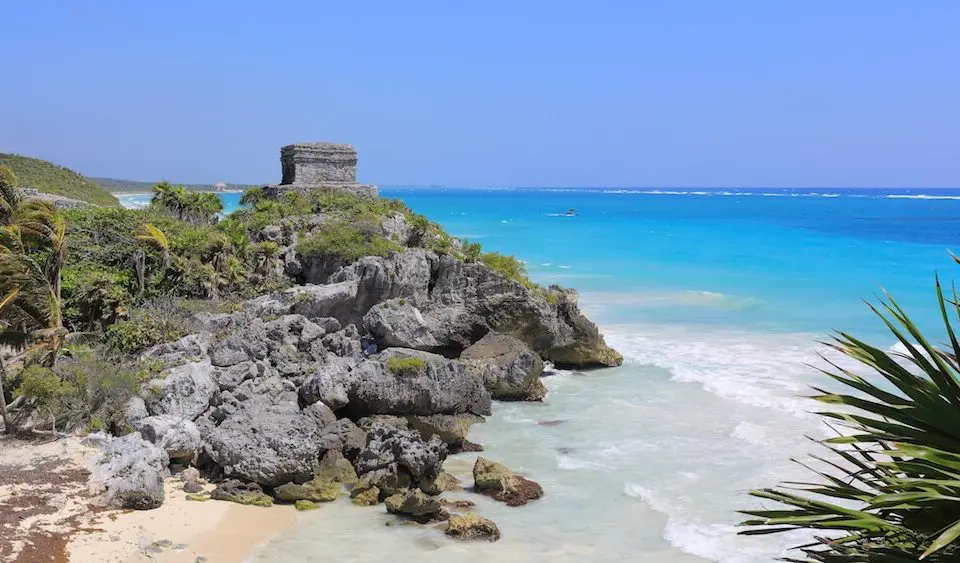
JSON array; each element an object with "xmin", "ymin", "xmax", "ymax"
[{"xmin": 122, "ymin": 187, "xmax": 960, "ymax": 561}]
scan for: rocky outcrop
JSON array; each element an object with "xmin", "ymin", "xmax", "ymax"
[
  {"xmin": 330, "ymin": 250, "xmax": 621, "ymax": 367},
  {"xmin": 345, "ymin": 349, "xmax": 491, "ymax": 417},
  {"xmin": 445, "ymin": 513, "xmax": 501, "ymax": 542},
  {"xmin": 472, "ymin": 457, "xmax": 543, "ymax": 507},
  {"xmin": 92, "ymin": 433, "xmax": 168, "ymax": 510},
  {"xmin": 460, "ymin": 332, "xmax": 545, "ymax": 400}
]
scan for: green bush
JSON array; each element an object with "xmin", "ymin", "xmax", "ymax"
[
  {"xmin": 297, "ymin": 222, "xmax": 401, "ymax": 264},
  {"xmin": 14, "ymin": 347, "xmax": 152, "ymax": 435},
  {"xmin": 106, "ymin": 300, "xmax": 195, "ymax": 354},
  {"xmin": 481, "ymin": 252, "xmax": 534, "ymax": 288},
  {"xmin": 386, "ymin": 356, "xmax": 427, "ymax": 376}
]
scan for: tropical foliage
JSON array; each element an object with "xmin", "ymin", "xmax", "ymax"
[
  {"xmin": 741, "ymin": 276, "xmax": 960, "ymax": 561},
  {"xmin": 0, "ymin": 173, "xmax": 546, "ymax": 436}
]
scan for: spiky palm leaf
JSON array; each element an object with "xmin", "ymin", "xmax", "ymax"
[
  {"xmin": 135, "ymin": 222, "xmax": 171, "ymax": 267},
  {"xmin": 741, "ymin": 277, "xmax": 960, "ymax": 561}
]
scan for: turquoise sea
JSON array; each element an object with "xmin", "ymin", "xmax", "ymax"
[{"xmin": 120, "ymin": 187, "xmax": 960, "ymax": 562}]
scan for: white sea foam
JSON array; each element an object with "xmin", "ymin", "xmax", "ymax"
[
  {"xmin": 604, "ymin": 325, "xmax": 825, "ymax": 416},
  {"xmin": 887, "ymin": 194, "xmax": 960, "ymax": 200}
]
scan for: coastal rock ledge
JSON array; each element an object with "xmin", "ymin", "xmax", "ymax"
[{"xmin": 87, "ymin": 145, "xmax": 620, "ymax": 546}]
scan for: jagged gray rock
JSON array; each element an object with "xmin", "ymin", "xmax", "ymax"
[
  {"xmin": 299, "ymin": 357, "xmax": 356, "ymax": 411},
  {"xmin": 204, "ymin": 400, "xmax": 333, "ymax": 487},
  {"xmin": 345, "ymin": 349, "xmax": 491, "ymax": 417},
  {"xmin": 92, "ymin": 433, "xmax": 168, "ymax": 510},
  {"xmin": 460, "ymin": 332, "xmax": 545, "ymax": 400},
  {"xmin": 354, "ymin": 422, "xmax": 447, "ymax": 495},
  {"xmin": 137, "ymin": 415, "xmax": 201, "ymax": 462},
  {"xmin": 148, "ymin": 362, "xmax": 217, "ymax": 421},
  {"xmin": 363, "ymin": 300, "xmax": 442, "ymax": 351}
]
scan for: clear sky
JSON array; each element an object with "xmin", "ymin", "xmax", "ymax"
[{"xmin": 1, "ymin": 1, "xmax": 958, "ymax": 187}]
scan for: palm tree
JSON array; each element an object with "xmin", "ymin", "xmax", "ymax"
[
  {"xmin": 0, "ymin": 166, "xmax": 21, "ymax": 225},
  {"xmin": 0, "ymin": 287, "xmax": 19, "ymax": 434},
  {"xmin": 740, "ymin": 277, "xmax": 960, "ymax": 561},
  {"xmin": 15, "ymin": 200, "xmax": 67, "ymax": 302},
  {"xmin": 135, "ymin": 223, "xmax": 171, "ymax": 267},
  {"xmin": 239, "ymin": 186, "xmax": 267, "ymax": 206},
  {"xmin": 0, "ymin": 227, "xmax": 65, "ymax": 367}
]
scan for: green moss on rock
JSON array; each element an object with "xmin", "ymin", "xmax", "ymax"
[{"xmin": 295, "ymin": 500, "xmax": 321, "ymax": 511}]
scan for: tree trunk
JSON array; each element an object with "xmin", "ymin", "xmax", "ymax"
[{"xmin": 0, "ymin": 356, "xmax": 12, "ymax": 435}]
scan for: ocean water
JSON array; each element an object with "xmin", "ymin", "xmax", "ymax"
[{"xmin": 122, "ymin": 187, "xmax": 960, "ymax": 561}]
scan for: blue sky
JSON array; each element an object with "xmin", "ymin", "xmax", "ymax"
[{"xmin": 1, "ymin": 1, "xmax": 958, "ymax": 187}]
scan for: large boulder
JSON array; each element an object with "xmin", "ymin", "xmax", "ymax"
[
  {"xmin": 327, "ymin": 250, "xmax": 433, "ymax": 317},
  {"xmin": 460, "ymin": 332, "xmax": 545, "ymax": 400},
  {"xmin": 332, "ymin": 250, "xmax": 621, "ymax": 367},
  {"xmin": 209, "ymin": 319, "xmax": 268, "ymax": 367},
  {"xmin": 92, "ymin": 433, "xmax": 169, "ymax": 510},
  {"xmin": 363, "ymin": 300, "xmax": 442, "ymax": 352},
  {"xmin": 286, "ymin": 281, "xmax": 359, "ymax": 325},
  {"xmin": 148, "ymin": 361, "xmax": 218, "ymax": 421},
  {"xmin": 137, "ymin": 415, "xmax": 201, "ymax": 463},
  {"xmin": 299, "ymin": 357, "xmax": 356, "ymax": 411},
  {"xmin": 204, "ymin": 400, "xmax": 333, "ymax": 487},
  {"xmin": 345, "ymin": 349, "xmax": 491, "ymax": 417}
]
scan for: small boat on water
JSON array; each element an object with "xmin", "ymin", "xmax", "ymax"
[{"xmin": 564, "ymin": 208, "xmax": 577, "ymax": 216}]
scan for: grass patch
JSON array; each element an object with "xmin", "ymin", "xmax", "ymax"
[
  {"xmin": 386, "ymin": 356, "xmax": 427, "ymax": 376},
  {"xmin": 0, "ymin": 153, "xmax": 118, "ymax": 206}
]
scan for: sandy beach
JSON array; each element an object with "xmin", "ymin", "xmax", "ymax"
[{"xmin": 0, "ymin": 436, "xmax": 296, "ymax": 563}]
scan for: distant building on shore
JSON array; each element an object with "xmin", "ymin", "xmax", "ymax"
[{"xmin": 214, "ymin": 182, "xmax": 227, "ymax": 192}]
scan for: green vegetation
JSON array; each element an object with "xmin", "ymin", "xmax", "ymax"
[
  {"xmin": 387, "ymin": 356, "xmax": 427, "ymax": 376},
  {"xmin": 12, "ymin": 347, "xmax": 155, "ymax": 435},
  {"xmin": 0, "ymin": 168, "xmax": 547, "ymax": 436},
  {"xmin": 297, "ymin": 222, "xmax": 402, "ymax": 264},
  {"xmin": 481, "ymin": 252, "xmax": 535, "ymax": 288},
  {"xmin": 740, "ymin": 276, "xmax": 960, "ymax": 561},
  {"xmin": 0, "ymin": 153, "xmax": 118, "ymax": 206}
]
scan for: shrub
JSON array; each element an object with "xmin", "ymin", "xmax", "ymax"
[
  {"xmin": 105, "ymin": 299, "xmax": 196, "ymax": 354},
  {"xmin": 460, "ymin": 239, "xmax": 482, "ymax": 262},
  {"xmin": 15, "ymin": 347, "xmax": 152, "ymax": 435},
  {"xmin": 481, "ymin": 252, "xmax": 534, "ymax": 288},
  {"xmin": 386, "ymin": 356, "xmax": 427, "ymax": 376},
  {"xmin": 297, "ymin": 222, "xmax": 401, "ymax": 264}
]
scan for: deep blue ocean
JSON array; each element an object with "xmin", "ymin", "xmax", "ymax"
[{"xmin": 118, "ymin": 187, "xmax": 960, "ymax": 562}]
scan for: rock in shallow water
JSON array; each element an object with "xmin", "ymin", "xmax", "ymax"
[
  {"xmin": 444, "ymin": 513, "xmax": 501, "ymax": 542},
  {"xmin": 472, "ymin": 457, "xmax": 543, "ymax": 507},
  {"xmin": 384, "ymin": 489, "xmax": 442, "ymax": 518}
]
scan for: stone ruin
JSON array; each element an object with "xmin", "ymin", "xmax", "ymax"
[{"xmin": 264, "ymin": 142, "xmax": 379, "ymax": 198}]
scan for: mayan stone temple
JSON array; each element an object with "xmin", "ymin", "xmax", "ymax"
[{"xmin": 265, "ymin": 142, "xmax": 379, "ymax": 198}]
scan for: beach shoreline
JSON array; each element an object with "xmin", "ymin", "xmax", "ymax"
[{"xmin": 0, "ymin": 436, "xmax": 296, "ymax": 563}]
